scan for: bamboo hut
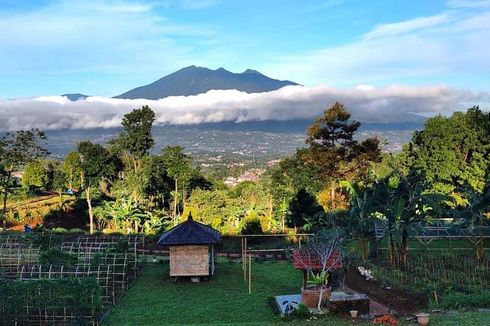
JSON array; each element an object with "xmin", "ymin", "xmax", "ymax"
[{"xmin": 157, "ymin": 214, "xmax": 221, "ymax": 279}]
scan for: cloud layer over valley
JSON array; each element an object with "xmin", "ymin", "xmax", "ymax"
[{"xmin": 0, "ymin": 85, "xmax": 487, "ymax": 131}]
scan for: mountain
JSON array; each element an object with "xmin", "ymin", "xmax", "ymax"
[
  {"xmin": 62, "ymin": 93, "xmax": 89, "ymax": 101},
  {"xmin": 115, "ymin": 66, "xmax": 299, "ymax": 100}
]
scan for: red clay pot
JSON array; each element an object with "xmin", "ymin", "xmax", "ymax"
[{"xmin": 301, "ymin": 285, "xmax": 331, "ymax": 308}]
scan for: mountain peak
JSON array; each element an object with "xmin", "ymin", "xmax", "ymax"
[
  {"xmin": 243, "ymin": 69, "xmax": 262, "ymax": 75},
  {"xmin": 62, "ymin": 93, "xmax": 89, "ymax": 101},
  {"xmin": 115, "ymin": 66, "xmax": 298, "ymax": 100}
]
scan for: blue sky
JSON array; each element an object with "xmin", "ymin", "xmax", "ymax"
[{"xmin": 0, "ymin": 0, "xmax": 489, "ymax": 98}]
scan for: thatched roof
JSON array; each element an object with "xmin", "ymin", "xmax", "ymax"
[{"xmin": 157, "ymin": 214, "xmax": 221, "ymax": 246}]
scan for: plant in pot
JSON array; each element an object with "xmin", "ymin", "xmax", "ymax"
[
  {"xmin": 295, "ymin": 230, "xmax": 343, "ymax": 312},
  {"xmin": 302, "ymin": 271, "xmax": 331, "ymax": 309}
]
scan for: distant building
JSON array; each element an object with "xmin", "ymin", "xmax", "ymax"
[{"xmin": 224, "ymin": 168, "xmax": 265, "ymax": 187}]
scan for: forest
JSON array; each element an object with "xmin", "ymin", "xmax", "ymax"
[{"xmin": 1, "ymin": 103, "xmax": 489, "ymax": 264}]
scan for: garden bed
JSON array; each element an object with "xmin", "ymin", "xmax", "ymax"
[{"xmin": 344, "ymin": 267, "xmax": 427, "ymax": 315}]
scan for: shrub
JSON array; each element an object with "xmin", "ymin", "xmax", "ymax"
[
  {"xmin": 241, "ymin": 219, "xmax": 263, "ymax": 235},
  {"xmin": 39, "ymin": 248, "xmax": 78, "ymax": 266},
  {"xmin": 433, "ymin": 290, "xmax": 490, "ymax": 309},
  {"xmin": 0, "ymin": 278, "xmax": 102, "ymax": 324}
]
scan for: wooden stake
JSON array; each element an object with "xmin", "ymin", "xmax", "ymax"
[{"xmin": 248, "ymin": 250, "xmax": 252, "ymax": 294}]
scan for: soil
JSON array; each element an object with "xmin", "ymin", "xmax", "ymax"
[{"xmin": 344, "ymin": 267, "xmax": 427, "ymax": 315}]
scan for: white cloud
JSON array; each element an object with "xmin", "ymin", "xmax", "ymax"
[
  {"xmin": 0, "ymin": 85, "xmax": 487, "ymax": 131},
  {"xmin": 363, "ymin": 13, "xmax": 450, "ymax": 40},
  {"xmin": 0, "ymin": 0, "xmax": 215, "ymax": 78},
  {"xmin": 266, "ymin": 6, "xmax": 490, "ymax": 88}
]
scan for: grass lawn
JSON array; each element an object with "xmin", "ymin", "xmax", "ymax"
[{"xmin": 105, "ymin": 260, "xmax": 490, "ymax": 326}]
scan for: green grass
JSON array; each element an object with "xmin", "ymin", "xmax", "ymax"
[
  {"xmin": 105, "ymin": 260, "xmax": 360, "ymax": 325},
  {"xmin": 105, "ymin": 261, "xmax": 490, "ymax": 326}
]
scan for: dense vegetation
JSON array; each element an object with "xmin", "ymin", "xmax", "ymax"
[{"xmin": 1, "ymin": 104, "xmax": 489, "ymax": 243}]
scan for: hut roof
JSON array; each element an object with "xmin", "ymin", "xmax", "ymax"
[{"xmin": 157, "ymin": 214, "xmax": 221, "ymax": 246}]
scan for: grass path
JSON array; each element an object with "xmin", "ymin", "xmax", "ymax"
[{"xmin": 105, "ymin": 261, "xmax": 490, "ymax": 325}]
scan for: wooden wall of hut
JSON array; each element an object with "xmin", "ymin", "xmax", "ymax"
[{"xmin": 170, "ymin": 245, "xmax": 209, "ymax": 277}]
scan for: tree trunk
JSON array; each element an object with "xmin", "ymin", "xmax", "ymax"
[
  {"xmin": 86, "ymin": 187, "xmax": 94, "ymax": 234},
  {"xmin": 69, "ymin": 168, "xmax": 73, "ymax": 190},
  {"xmin": 2, "ymin": 189, "xmax": 8, "ymax": 231},
  {"xmin": 360, "ymin": 237, "xmax": 368, "ymax": 262},
  {"xmin": 399, "ymin": 227, "xmax": 409, "ymax": 265},
  {"xmin": 173, "ymin": 178, "xmax": 178, "ymax": 224},
  {"xmin": 476, "ymin": 236, "xmax": 485, "ymax": 264},
  {"xmin": 330, "ymin": 185, "xmax": 336, "ymax": 209},
  {"xmin": 388, "ymin": 231, "xmax": 395, "ymax": 266},
  {"xmin": 1, "ymin": 172, "xmax": 11, "ymax": 231},
  {"xmin": 182, "ymin": 181, "xmax": 186, "ymax": 210},
  {"xmin": 268, "ymin": 197, "xmax": 273, "ymax": 230}
]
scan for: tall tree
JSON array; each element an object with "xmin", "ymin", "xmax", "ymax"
[
  {"xmin": 402, "ymin": 107, "xmax": 490, "ymax": 206},
  {"xmin": 61, "ymin": 151, "xmax": 83, "ymax": 191},
  {"xmin": 161, "ymin": 146, "xmax": 193, "ymax": 222},
  {"xmin": 77, "ymin": 141, "xmax": 116, "ymax": 234},
  {"xmin": 0, "ymin": 129, "xmax": 47, "ymax": 230},
  {"xmin": 303, "ymin": 102, "xmax": 381, "ymax": 209},
  {"xmin": 116, "ymin": 105, "xmax": 155, "ymax": 172}
]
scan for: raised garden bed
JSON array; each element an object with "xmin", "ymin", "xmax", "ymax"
[{"xmin": 344, "ymin": 267, "xmax": 427, "ymax": 315}]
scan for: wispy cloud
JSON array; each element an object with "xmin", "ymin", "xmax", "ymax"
[
  {"xmin": 0, "ymin": 85, "xmax": 486, "ymax": 131},
  {"xmin": 363, "ymin": 13, "xmax": 450, "ymax": 40},
  {"xmin": 266, "ymin": 4, "xmax": 490, "ymax": 88},
  {"xmin": 0, "ymin": 0, "xmax": 216, "ymax": 93}
]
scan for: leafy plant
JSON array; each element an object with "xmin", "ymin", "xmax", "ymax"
[{"xmin": 307, "ymin": 271, "xmax": 328, "ymax": 287}]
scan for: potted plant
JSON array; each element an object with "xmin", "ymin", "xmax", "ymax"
[
  {"xmin": 294, "ymin": 230, "xmax": 343, "ymax": 312},
  {"xmin": 415, "ymin": 312, "xmax": 430, "ymax": 326},
  {"xmin": 301, "ymin": 271, "xmax": 331, "ymax": 309}
]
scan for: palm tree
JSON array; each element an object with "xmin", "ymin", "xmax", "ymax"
[{"xmin": 341, "ymin": 181, "xmax": 376, "ymax": 261}]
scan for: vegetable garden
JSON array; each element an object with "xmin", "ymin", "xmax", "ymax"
[{"xmin": 0, "ymin": 233, "xmax": 146, "ymax": 325}]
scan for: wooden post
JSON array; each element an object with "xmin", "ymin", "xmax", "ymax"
[
  {"xmin": 241, "ymin": 238, "xmax": 245, "ymax": 271},
  {"xmin": 211, "ymin": 244, "xmax": 215, "ymax": 275},
  {"xmin": 243, "ymin": 238, "xmax": 247, "ymax": 282},
  {"xmin": 248, "ymin": 249, "xmax": 252, "ymax": 294}
]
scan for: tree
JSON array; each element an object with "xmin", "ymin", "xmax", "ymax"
[
  {"xmin": 0, "ymin": 129, "xmax": 47, "ymax": 230},
  {"xmin": 77, "ymin": 141, "xmax": 116, "ymax": 234},
  {"xmin": 268, "ymin": 152, "xmax": 322, "ymax": 230},
  {"xmin": 52, "ymin": 167, "xmax": 67, "ymax": 206},
  {"xmin": 341, "ymin": 181, "xmax": 376, "ymax": 261},
  {"xmin": 22, "ymin": 159, "xmax": 53, "ymax": 193},
  {"xmin": 373, "ymin": 171, "xmax": 449, "ymax": 264},
  {"xmin": 286, "ymin": 189, "xmax": 323, "ymax": 228},
  {"xmin": 61, "ymin": 151, "xmax": 82, "ymax": 191},
  {"xmin": 303, "ymin": 102, "xmax": 381, "ymax": 209},
  {"xmin": 294, "ymin": 230, "xmax": 343, "ymax": 312},
  {"xmin": 116, "ymin": 105, "xmax": 155, "ymax": 172},
  {"xmin": 402, "ymin": 107, "xmax": 490, "ymax": 206},
  {"xmin": 453, "ymin": 188, "xmax": 490, "ymax": 263},
  {"xmin": 161, "ymin": 146, "xmax": 193, "ymax": 222}
]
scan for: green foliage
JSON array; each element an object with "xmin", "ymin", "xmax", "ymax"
[
  {"xmin": 401, "ymin": 107, "xmax": 490, "ymax": 205},
  {"xmin": 61, "ymin": 151, "xmax": 83, "ymax": 190},
  {"xmin": 287, "ymin": 188, "xmax": 323, "ymax": 228},
  {"xmin": 241, "ymin": 218, "xmax": 263, "ymax": 235},
  {"xmin": 118, "ymin": 105, "xmax": 156, "ymax": 158},
  {"xmin": 303, "ymin": 102, "xmax": 381, "ymax": 185},
  {"xmin": 0, "ymin": 129, "xmax": 48, "ymax": 229},
  {"xmin": 434, "ymin": 290, "xmax": 490, "ymax": 309},
  {"xmin": 77, "ymin": 141, "xmax": 116, "ymax": 188},
  {"xmin": 39, "ymin": 248, "xmax": 78, "ymax": 265},
  {"xmin": 0, "ymin": 278, "xmax": 102, "ymax": 324},
  {"xmin": 307, "ymin": 271, "xmax": 329, "ymax": 287},
  {"xmin": 22, "ymin": 159, "xmax": 55, "ymax": 192}
]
